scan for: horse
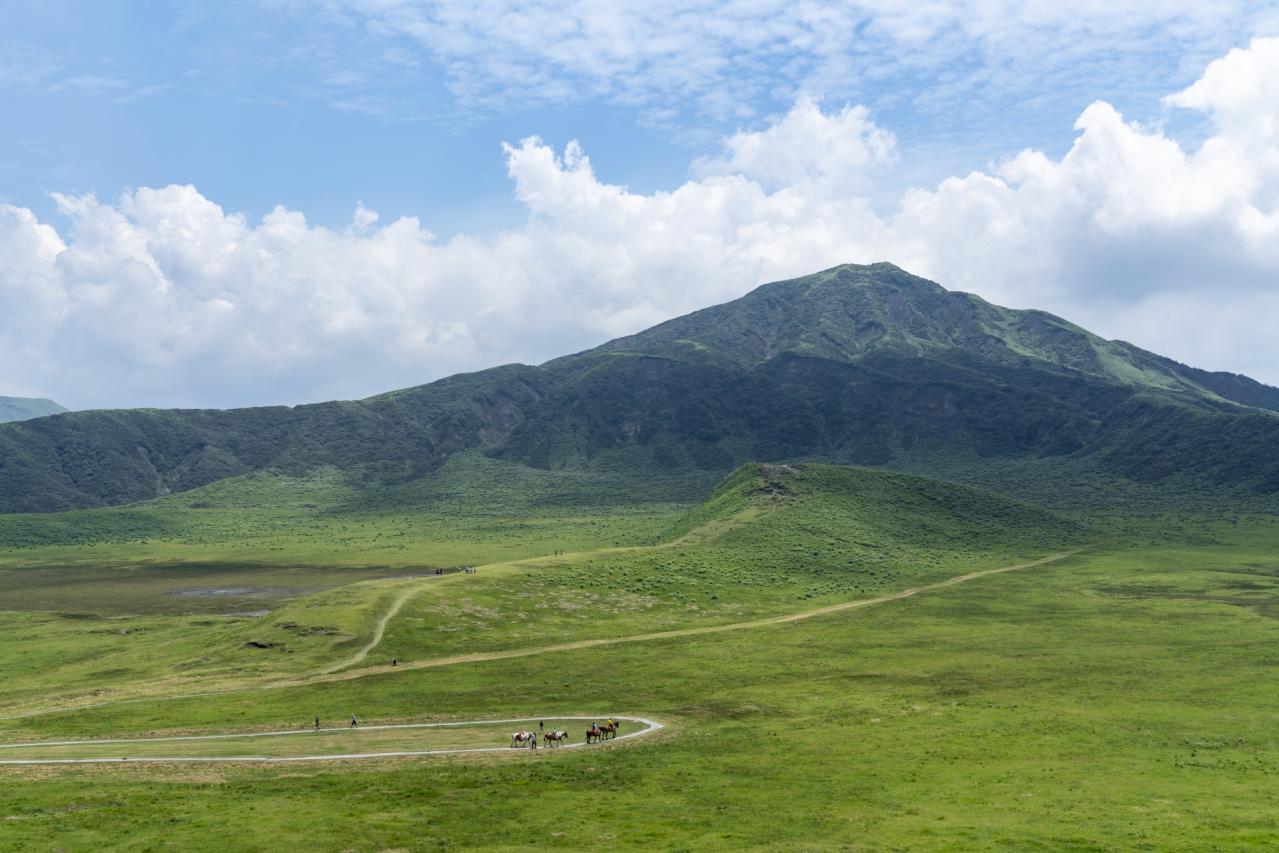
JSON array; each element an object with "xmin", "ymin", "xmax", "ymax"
[
  {"xmin": 585, "ymin": 725, "xmax": 603, "ymax": 744},
  {"xmin": 544, "ymin": 729, "xmax": 569, "ymax": 746},
  {"xmin": 510, "ymin": 730, "xmax": 536, "ymax": 748},
  {"xmin": 600, "ymin": 721, "xmax": 619, "ymax": 739}
]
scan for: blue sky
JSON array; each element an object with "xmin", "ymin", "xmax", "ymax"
[
  {"xmin": 3, "ymin": 1, "xmax": 1258, "ymax": 230},
  {"xmin": 2, "ymin": 2, "xmax": 1279, "ymax": 408}
]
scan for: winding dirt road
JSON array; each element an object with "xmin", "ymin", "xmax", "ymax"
[
  {"xmin": 1, "ymin": 549, "xmax": 1082, "ymax": 721},
  {"xmin": 0, "ymin": 716, "xmax": 664, "ymax": 765},
  {"xmin": 316, "ymin": 582, "xmax": 424, "ymax": 674},
  {"xmin": 306, "ymin": 549, "xmax": 1083, "ymax": 685}
]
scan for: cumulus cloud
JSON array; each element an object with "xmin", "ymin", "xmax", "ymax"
[
  {"xmin": 693, "ymin": 99, "xmax": 896, "ymax": 195},
  {"xmin": 326, "ymin": 0, "xmax": 1277, "ymax": 129},
  {"xmin": 3, "ymin": 37, "xmax": 1279, "ymax": 408}
]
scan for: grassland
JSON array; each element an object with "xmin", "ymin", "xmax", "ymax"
[
  {"xmin": 0, "ymin": 464, "xmax": 1080, "ymax": 717},
  {"xmin": 1, "ymin": 463, "xmax": 1277, "ymax": 849}
]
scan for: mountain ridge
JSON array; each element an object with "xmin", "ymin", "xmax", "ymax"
[
  {"xmin": 0, "ymin": 397, "xmax": 68, "ymax": 424},
  {"xmin": 586, "ymin": 263, "xmax": 1279, "ymax": 412},
  {"xmin": 2, "ymin": 263, "xmax": 1277, "ymax": 513}
]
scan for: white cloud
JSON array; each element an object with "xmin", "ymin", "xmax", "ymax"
[
  {"xmin": 4, "ymin": 38, "xmax": 1279, "ymax": 408},
  {"xmin": 693, "ymin": 99, "xmax": 896, "ymax": 195},
  {"xmin": 350, "ymin": 201, "xmax": 380, "ymax": 233},
  {"xmin": 324, "ymin": 0, "xmax": 1278, "ymax": 129}
]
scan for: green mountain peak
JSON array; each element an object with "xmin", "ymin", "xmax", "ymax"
[{"xmin": 2, "ymin": 262, "xmax": 1278, "ymax": 513}]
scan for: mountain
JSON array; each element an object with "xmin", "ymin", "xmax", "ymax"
[
  {"xmin": 2, "ymin": 262, "xmax": 1278, "ymax": 514},
  {"xmin": 589, "ymin": 264, "xmax": 1279, "ymax": 411},
  {"xmin": 0, "ymin": 397, "xmax": 68, "ymax": 424}
]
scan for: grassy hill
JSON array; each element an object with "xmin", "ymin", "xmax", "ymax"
[
  {"xmin": 3, "ymin": 262, "xmax": 1278, "ymax": 514},
  {"xmin": 0, "ymin": 396, "xmax": 66, "ymax": 424},
  {"xmin": 0, "ymin": 461, "xmax": 1082, "ymax": 713}
]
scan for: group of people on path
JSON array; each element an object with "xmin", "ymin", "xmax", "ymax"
[
  {"xmin": 310, "ymin": 715, "xmax": 360, "ymax": 730},
  {"xmin": 312, "ymin": 715, "xmax": 620, "ymax": 746}
]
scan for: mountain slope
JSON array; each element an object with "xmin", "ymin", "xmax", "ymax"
[
  {"xmin": 2, "ymin": 263, "xmax": 1277, "ymax": 513},
  {"xmin": 0, "ymin": 397, "xmax": 67, "ymax": 424},
  {"xmin": 588, "ymin": 263, "xmax": 1279, "ymax": 411}
]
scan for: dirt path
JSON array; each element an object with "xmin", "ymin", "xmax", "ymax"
[
  {"xmin": 0, "ymin": 716, "xmax": 664, "ymax": 765},
  {"xmin": 296, "ymin": 549, "xmax": 1083, "ymax": 686},
  {"xmin": 316, "ymin": 582, "xmax": 425, "ymax": 675},
  {"xmin": 1, "ymin": 549, "xmax": 1081, "ymax": 720}
]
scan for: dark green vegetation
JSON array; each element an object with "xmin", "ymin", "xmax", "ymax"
[
  {"xmin": 3, "ymin": 262, "xmax": 1278, "ymax": 513},
  {"xmin": 0, "ymin": 395, "xmax": 66, "ymax": 424}
]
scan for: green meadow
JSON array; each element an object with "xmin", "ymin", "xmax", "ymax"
[{"xmin": 0, "ymin": 462, "xmax": 1276, "ymax": 849}]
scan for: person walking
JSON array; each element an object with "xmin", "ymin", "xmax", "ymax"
[
  {"xmin": 315, "ymin": 716, "xmax": 320, "ymax": 730},
  {"xmin": 351, "ymin": 714, "xmax": 358, "ymax": 728},
  {"xmin": 539, "ymin": 720, "xmax": 544, "ymax": 732}
]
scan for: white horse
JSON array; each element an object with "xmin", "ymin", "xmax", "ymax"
[{"xmin": 510, "ymin": 730, "xmax": 535, "ymax": 748}]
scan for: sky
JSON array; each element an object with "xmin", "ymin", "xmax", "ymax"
[{"xmin": 2, "ymin": 2, "xmax": 1279, "ymax": 409}]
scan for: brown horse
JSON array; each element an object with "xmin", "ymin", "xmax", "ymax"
[
  {"xmin": 600, "ymin": 722, "xmax": 619, "ymax": 739},
  {"xmin": 544, "ymin": 729, "xmax": 569, "ymax": 746},
  {"xmin": 585, "ymin": 726, "xmax": 603, "ymax": 744}
]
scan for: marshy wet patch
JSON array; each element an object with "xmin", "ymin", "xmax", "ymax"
[
  {"xmin": 169, "ymin": 587, "xmax": 293, "ymax": 599},
  {"xmin": 0, "ymin": 561, "xmax": 443, "ymax": 616}
]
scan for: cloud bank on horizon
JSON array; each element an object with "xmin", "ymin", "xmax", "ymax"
[{"xmin": 2, "ymin": 23, "xmax": 1279, "ymax": 407}]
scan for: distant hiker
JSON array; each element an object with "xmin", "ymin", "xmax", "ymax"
[
  {"xmin": 351, "ymin": 714, "xmax": 358, "ymax": 728},
  {"xmin": 539, "ymin": 720, "xmax": 544, "ymax": 731},
  {"xmin": 392, "ymin": 657, "xmax": 397, "ymax": 667},
  {"xmin": 315, "ymin": 716, "xmax": 320, "ymax": 730}
]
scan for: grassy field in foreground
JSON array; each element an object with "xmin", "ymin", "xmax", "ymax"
[
  {"xmin": 0, "ymin": 532, "xmax": 1278, "ymax": 849},
  {"xmin": 0, "ymin": 462, "xmax": 1276, "ymax": 849}
]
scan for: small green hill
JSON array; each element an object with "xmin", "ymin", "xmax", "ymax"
[
  {"xmin": 674, "ymin": 462, "xmax": 1082, "ymax": 553},
  {"xmin": 0, "ymin": 397, "xmax": 67, "ymax": 424},
  {"xmin": 548, "ymin": 463, "xmax": 1086, "ymax": 608}
]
